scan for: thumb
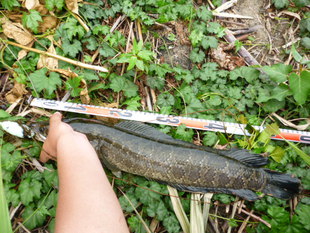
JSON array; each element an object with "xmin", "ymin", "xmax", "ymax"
[{"xmin": 50, "ymin": 112, "xmax": 62, "ymax": 127}]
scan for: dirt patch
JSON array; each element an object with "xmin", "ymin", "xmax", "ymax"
[{"xmin": 230, "ymin": 0, "xmax": 296, "ymax": 65}]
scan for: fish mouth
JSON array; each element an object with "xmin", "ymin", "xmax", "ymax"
[{"xmin": 0, "ymin": 120, "xmax": 48, "ymax": 142}]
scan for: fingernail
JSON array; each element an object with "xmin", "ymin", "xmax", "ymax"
[{"xmin": 54, "ymin": 112, "xmax": 62, "ymax": 117}]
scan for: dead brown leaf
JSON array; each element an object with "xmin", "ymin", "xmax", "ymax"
[
  {"xmin": 17, "ymin": 41, "xmax": 34, "ymax": 60},
  {"xmin": 24, "ymin": 0, "xmax": 40, "ymax": 10},
  {"xmin": 271, "ymin": 113, "xmax": 310, "ymax": 131},
  {"xmin": 2, "ymin": 19, "xmax": 34, "ymax": 45},
  {"xmin": 37, "ymin": 40, "xmax": 58, "ymax": 69},
  {"xmin": 5, "ymin": 81, "xmax": 28, "ymax": 104},
  {"xmin": 51, "ymin": 69, "xmax": 78, "ymax": 78},
  {"xmin": 38, "ymin": 16, "xmax": 58, "ymax": 33},
  {"xmin": 66, "ymin": 0, "xmax": 79, "ymax": 14},
  {"xmin": 80, "ymin": 79, "xmax": 90, "ymax": 104}
]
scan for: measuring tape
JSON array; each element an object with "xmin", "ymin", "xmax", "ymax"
[{"xmin": 30, "ymin": 98, "xmax": 310, "ymax": 144}]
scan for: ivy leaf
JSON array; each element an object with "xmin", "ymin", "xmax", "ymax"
[
  {"xmin": 296, "ymin": 204, "xmax": 310, "ymax": 230},
  {"xmin": 0, "ymin": 110, "xmax": 11, "ymax": 119},
  {"xmin": 19, "ymin": 179, "xmax": 42, "ymax": 205},
  {"xmin": 190, "ymin": 48, "xmax": 205, "ymax": 63},
  {"xmin": 29, "ymin": 69, "xmax": 62, "ymax": 95},
  {"xmin": 146, "ymin": 76, "xmax": 165, "ymax": 90},
  {"xmin": 65, "ymin": 77, "xmax": 82, "ymax": 97},
  {"xmin": 157, "ymin": 93, "xmax": 175, "ymax": 107},
  {"xmin": 293, "ymin": 0, "xmax": 310, "ymax": 7},
  {"xmin": 123, "ymin": 96, "xmax": 141, "ymax": 110},
  {"xmin": 301, "ymin": 37, "xmax": 310, "ymax": 49},
  {"xmin": 189, "ymin": 30, "xmax": 204, "ymax": 47},
  {"xmin": 0, "ymin": 0, "xmax": 19, "ymax": 10},
  {"xmin": 63, "ymin": 17, "xmax": 85, "ymax": 40},
  {"xmin": 22, "ymin": 205, "xmax": 47, "ymax": 230},
  {"xmin": 163, "ymin": 214, "xmax": 180, "ymax": 233},
  {"xmin": 22, "ymin": 10, "xmax": 42, "ymax": 33},
  {"xmin": 230, "ymin": 67, "xmax": 260, "ymax": 83},
  {"xmin": 174, "ymin": 124, "xmax": 194, "ymax": 142},
  {"xmin": 137, "ymin": 50, "xmax": 154, "ymax": 61},
  {"xmin": 62, "ymin": 39, "xmax": 82, "ymax": 57},
  {"xmin": 203, "ymin": 132, "xmax": 218, "ymax": 146},
  {"xmin": 262, "ymin": 63, "xmax": 292, "ymax": 83},
  {"xmin": 109, "ymin": 75, "xmax": 127, "ymax": 92},
  {"xmin": 289, "ymin": 71, "xmax": 310, "ymax": 105},
  {"xmin": 45, "ymin": 0, "xmax": 64, "ymax": 11},
  {"xmin": 93, "ymin": 25, "xmax": 110, "ymax": 35},
  {"xmin": 201, "ymin": 36, "xmax": 218, "ymax": 49},
  {"xmin": 269, "ymin": 84, "xmax": 292, "ymax": 101},
  {"xmin": 196, "ymin": 6, "xmax": 213, "ymax": 21},
  {"xmin": 272, "ymin": 0, "xmax": 289, "ymax": 9}
]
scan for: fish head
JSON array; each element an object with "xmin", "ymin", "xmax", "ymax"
[{"xmin": 0, "ymin": 120, "xmax": 48, "ymax": 142}]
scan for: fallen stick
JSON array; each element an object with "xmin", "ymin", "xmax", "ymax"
[
  {"xmin": 224, "ymin": 29, "xmax": 260, "ymax": 66},
  {"xmin": 240, "ymin": 208, "xmax": 271, "ymax": 228},
  {"xmin": 1, "ymin": 40, "xmax": 108, "ymax": 72},
  {"xmin": 231, "ymin": 25, "xmax": 263, "ymax": 36}
]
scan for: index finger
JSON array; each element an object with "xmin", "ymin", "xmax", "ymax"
[{"xmin": 50, "ymin": 112, "xmax": 62, "ymax": 127}]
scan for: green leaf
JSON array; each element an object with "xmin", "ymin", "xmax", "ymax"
[
  {"xmin": 262, "ymin": 63, "xmax": 292, "ymax": 83},
  {"xmin": 123, "ymin": 96, "xmax": 141, "ymax": 110},
  {"xmin": 22, "ymin": 205, "xmax": 47, "ymax": 230},
  {"xmin": 196, "ymin": 6, "xmax": 213, "ymax": 21},
  {"xmin": 293, "ymin": 0, "xmax": 310, "ymax": 7},
  {"xmin": 230, "ymin": 67, "xmax": 260, "ymax": 83},
  {"xmin": 270, "ymin": 146, "xmax": 285, "ymax": 162},
  {"xmin": 203, "ymin": 132, "xmax": 218, "ymax": 146},
  {"xmin": 289, "ymin": 71, "xmax": 310, "ymax": 105},
  {"xmin": 22, "ymin": 10, "xmax": 42, "ymax": 33},
  {"xmin": 157, "ymin": 93, "xmax": 175, "ymax": 107},
  {"xmin": 163, "ymin": 214, "xmax": 180, "ymax": 233},
  {"xmin": 137, "ymin": 50, "xmax": 154, "ymax": 61},
  {"xmin": 0, "ymin": 0, "xmax": 19, "ymax": 10},
  {"xmin": 63, "ymin": 17, "xmax": 85, "ymax": 40},
  {"xmin": 0, "ymin": 110, "xmax": 11, "ymax": 119},
  {"xmin": 189, "ymin": 30, "xmax": 204, "ymax": 47},
  {"xmin": 43, "ymin": 164, "xmax": 58, "ymax": 188},
  {"xmin": 190, "ymin": 48, "xmax": 205, "ymax": 63},
  {"xmin": 65, "ymin": 77, "xmax": 82, "ymax": 97},
  {"xmin": 272, "ymin": 0, "xmax": 289, "ymax": 9},
  {"xmin": 301, "ymin": 37, "xmax": 310, "ymax": 49},
  {"xmin": 269, "ymin": 84, "xmax": 292, "ymax": 101},
  {"xmin": 19, "ymin": 179, "xmax": 42, "ymax": 205},
  {"xmin": 93, "ymin": 25, "xmax": 110, "ymax": 35},
  {"xmin": 135, "ymin": 59, "xmax": 145, "ymax": 71},
  {"xmin": 109, "ymin": 75, "xmax": 127, "ymax": 92},
  {"xmin": 201, "ymin": 36, "xmax": 218, "ymax": 50},
  {"xmin": 146, "ymin": 76, "xmax": 165, "ymax": 90},
  {"xmin": 174, "ymin": 124, "xmax": 194, "ymax": 142},
  {"xmin": 62, "ymin": 39, "xmax": 82, "ymax": 57},
  {"xmin": 45, "ymin": 0, "xmax": 64, "ymax": 11},
  {"xmin": 287, "ymin": 141, "xmax": 310, "ymax": 165},
  {"xmin": 296, "ymin": 204, "xmax": 310, "ymax": 230},
  {"xmin": 29, "ymin": 69, "xmax": 62, "ymax": 95}
]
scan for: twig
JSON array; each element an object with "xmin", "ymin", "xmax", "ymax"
[
  {"xmin": 231, "ymin": 25, "xmax": 263, "ymax": 36},
  {"xmin": 282, "ymin": 37, "xmax": 301, "ymax": 49},
  {"xmin": 237, "ymin": 210, "xmax": 253, "ymax": 233},
  {"xmin": 110, "ymin": 15, "xmax": 127, "ymax": 33},
  {"xmin": 2, "ymin": 40, "xmax": 108, "ymax": 72},
  {"xmin": 227, "ymin": 200, "xmax": 239, "ymax": 233},
  {"xmin": 224, "ymin": 29, "xmax": 260, "ymax": 66},
  {"xmin": 72, "ymin": 13, "xmax": 90, "ymax": 32},
  {"xmin": 145, "ymin": 86, "xmax": 153, "ymax": 111},
  {"xmin": 240, "ymin": 208, "xmax": 271, "ymax": 228},
  {"xmin": 10, "ymin": 202, "xmax": 21, "ymax": 220}
]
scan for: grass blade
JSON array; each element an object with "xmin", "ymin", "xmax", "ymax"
[
  {"xmin": 0, "ymin": 136, "xmax": 13, "ymax": 233},
  {"xmin": 167, "ymin": 186, "xmax": 190, "ymax": 233}
]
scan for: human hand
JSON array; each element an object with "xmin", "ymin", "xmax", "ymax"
[{"xmin": 40, "ymin": 112, "xmax": 75, "ymax": 162}]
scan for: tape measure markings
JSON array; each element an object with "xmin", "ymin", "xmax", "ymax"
[{"xmin": 30, "ymin": 98, "xmax": 310, "ymax": 144}]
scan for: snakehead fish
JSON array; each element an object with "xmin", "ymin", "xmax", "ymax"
[{"xmin": 0, "ymin": 119, "xmax": 300, "ymax": 201}]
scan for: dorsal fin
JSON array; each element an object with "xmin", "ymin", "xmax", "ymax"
[{"xmin": 115, "ymin": 121, "xmax": 268, "ymax": 168}]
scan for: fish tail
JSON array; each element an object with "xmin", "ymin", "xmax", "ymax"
[{"xmin": 263, "ymin": 169, "xmax": 300, "ymax": 199}]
